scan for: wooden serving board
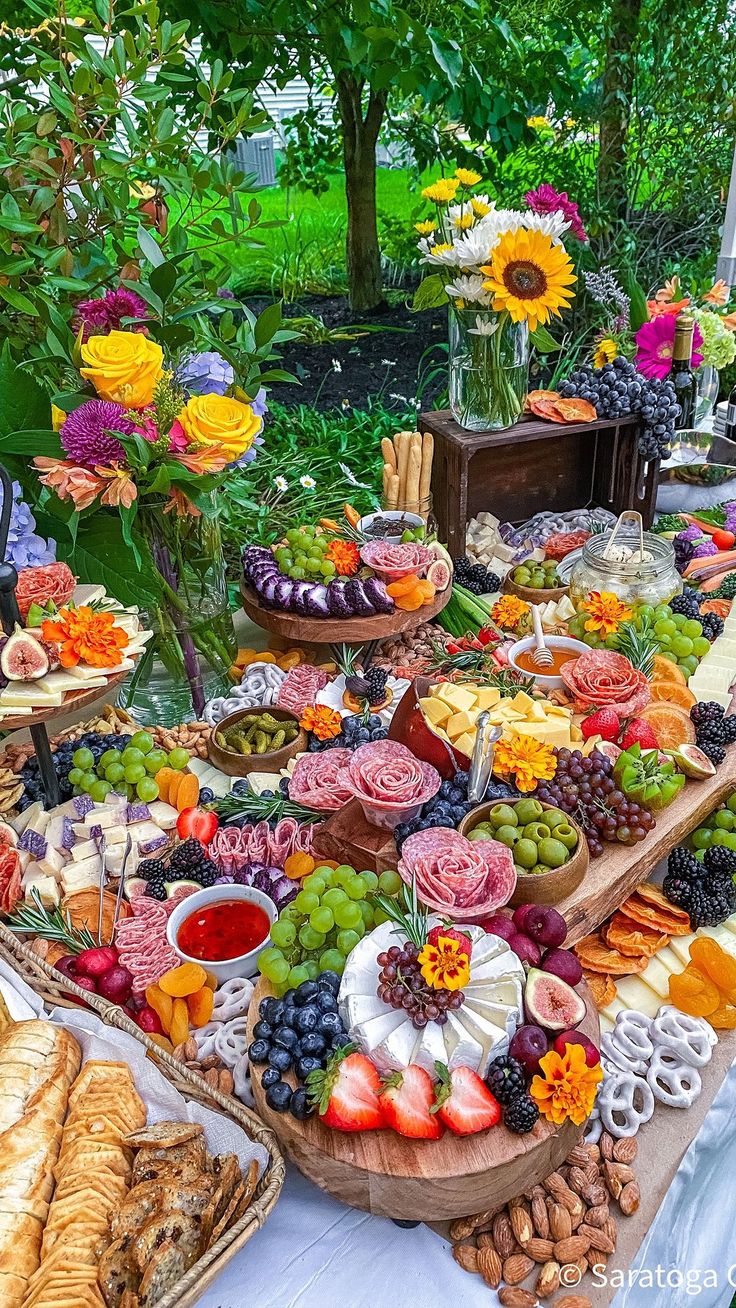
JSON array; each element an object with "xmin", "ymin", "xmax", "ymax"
[
  {"xmin": 240, "ymin": 582, "xmax": 449, "ymax": 647},
  {"xmin": 247, "ymin": 977, "xmax": 600, "ymax": 1221},
  {"xmin": 0, "ymin": 668, "xmax": 132, "ymax": 732}
]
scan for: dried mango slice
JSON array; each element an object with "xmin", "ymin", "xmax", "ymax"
[
  {"xmin": 554, "ymin": 397, "xmax": 598, "ymax": 423},
  {"xmin": 604, "ymin": 911, "xmax": 668, "ymax": 959},
  {"xmin": 573, "ymin": 932, "xmax": 648, "ymax": 975},
  {"xmin": 581, "ymin": 969, "xmax": 617, "ymax": 1009}
]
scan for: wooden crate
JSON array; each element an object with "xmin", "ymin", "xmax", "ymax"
[{"xmin": 421, "ymin": 409, "xmax": 658, "ymax": 558}]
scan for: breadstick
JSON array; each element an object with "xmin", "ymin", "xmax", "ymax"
[
  {"xmin": 394, "ymin": 431, "xmax": 411, "ymax": 509},
  {"xmin": 381, "ymin": 437, "xmax": 397, "ymax": 473},
  {"xmin": 387, "ymin": 472, "xmax": 400, "ymax": 510},
  {"xmin": 419, "ymin": 431, "xmax": 433, "ymax": 502},
  {"xmin": 406, "ymin": 432, "xmax": 422, "ymax": 508},
  {"xmin": 382, "ymin": 461, "xmax": 393, "ymax": 499}
]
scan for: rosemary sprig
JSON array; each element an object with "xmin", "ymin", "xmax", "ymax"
[
  {"xmin": 611, "ymin": 619, "xmax": 658, "ymax": 679},
  {"xmin": 7, "ymin": 889, "xmax": 97, "ymax": 954},
  {"xmin": 210, "ymin": 788, "xmax": 322, "ymax": 825},
  {"xmin": 372, "ymin": 876, "xmax": 427, "ymax": 950}
]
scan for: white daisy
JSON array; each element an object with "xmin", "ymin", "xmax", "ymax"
[
  {"xmin": 274, "ymin": 476, "xmax": 288, "ymax": 492},
  {"xmin": 331, "ymin": 358, "xmax": 342, "ymax": 373},
  {"xmin": 419, "ymin": 238, "xmax": 459, "ymax": 267},
  {"xmin": 381, "ymin": 359, "xmax": 396, "ymax": 367},
  {"xmin": 468, "ymin": 314, "xmax": 499, "ymax": 336},
  {"xmin": 519, "ymin": 209, "xmax": 571, "ymax": 243},
  {"xmin": 299, "ymin": 475, "xmax": 316, "ymax": 490},
  {"xmin": 445, "ymin": 274, "xmax": 492, "ymax": 306}
]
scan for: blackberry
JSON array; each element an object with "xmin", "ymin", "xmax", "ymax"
[
  {"xmin": 703, "ymin": 845, "xmax": 736, "ymax": 876},
  {"xmin": 700, "ymin": 741, "xmax": 726, "ymax": 766},
  {"xmin": 169, "ymin": 838, "xmax": 206, "ymax": 872},
  {"xmin": 138, "ymin": 858, "xmax": 167, "ymax": 883},
  {"xmin": 662, "ymin": 874, "xmax": 694, "ymax": 911},
  {"xmin": 503, "ymin": 1094, "xmax": 539, "ymax": 1134},
  {"xmin": 197, "ymin": 862, "xmax": 219, "ymax": 888},
  {"xmin": 365, "ymin": 666, "xmax": 388, "ymax": 706},
  {"xmin": 670, "ymin": 592, "xmax": 701, "ymax": 620},
  {"xmin": 700, "ymin": 613, "xmax": 724, "ymax": 642},
  {"xmin": 667, "ymin": 845, "xmax": 699, "ymax": 879},
  {"xmin": 146, "ymin": 879, "xmax": 167, "ymax": 901},
  {"xmin": 722, "ymin": 716, "xmax": 736, "ymax": 745},
  {"xmin": 486, "ymin": 1056, "xmax": 526, "ymax": 1106},
  {"xmin": 691, "ymin": 702, "xmax": 725, "ymax": 728}
]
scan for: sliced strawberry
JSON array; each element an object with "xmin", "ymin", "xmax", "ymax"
[
  {"xmin": 379, "ymin": 1064, "xmax": 443, "ymax": 1139},
  {"xmin": 176, "ymin": 806, "xmax": 219, "ymax": 844},
  {"xmin": 432, "ymin": 1062, "xmax": 501, "ymax": 1136},
  {"xmin": 581, "ymin": 707, "xmax": 620, "ymax": 742},
  {"xmin": 426, "ymin": 924, "xmax": 472, "ymax": 958},
  {"xmin": 620, "ymin": 718, "xmax": 659, "ymax": 751},
  {"xmin": 307, "ymin": 1047, "xmax": 384, "ymax": 1132}
]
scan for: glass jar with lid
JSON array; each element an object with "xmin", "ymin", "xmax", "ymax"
[{"xmin": 569, "ymin": 517, "xmax": 681, "ymax": 610}]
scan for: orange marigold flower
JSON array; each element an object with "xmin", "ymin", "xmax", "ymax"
[
  {"xmin": 41, "ymin": 606, "xmax": 129, "ymax": 670},
  {"xmin": 325, "ymin": 538, "xmax": 360, "ymax": 577},
  {"xmin": 418, "ymin": 936, "xmax": 471, "ymax": 991},
  {"xmin": 299, "ymin": 703, "xmax": 343, "ymax": 741},
  {"xmin": 491, "ymin": 594, "xmax": 530, "ymax": 630},
  {"xmin": 494, "ymin": 731, "xmax": 556, "ymax": 793},
  {"xmin": 530, "ymin": 1042, "xmax": 603, "ymax": 1126},
  {"xmin": 581, "ymin": 590, "xmax": 632, "ymax": 637}
]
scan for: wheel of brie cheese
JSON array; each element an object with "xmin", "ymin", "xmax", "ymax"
[{"xmin": 338, "ymin": 921, "xmax": 525, "ymax": 1078}]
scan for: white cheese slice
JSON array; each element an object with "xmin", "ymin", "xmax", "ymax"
[
  {"xmin": 70, "ymin": 838, "xmax": 98, "ymax": 864},
  {"xmin": 42, "ymin": 670, "xmax": 108, "ymax": 694},
  {"xmin": 37, "ymin": 847, "xmax": 65, "ymax": 878},
  {"xmin": 354, "ymin": 1008, "xmax": 406, "ymax": 1055},
  {"xmin": 62, "ymin": 853, "xmax": 101, "ymax": 884},
  {"xmin": 669, "ymin": 933, "xmax": 697, "ymax": 965},
  {"xmin": 82, "ymin": 807, "xmax": 120, "ymax": 830},
  {"xmin": 344, "ymin": 993, "xmax": 387, "ymax": 1029},
  {"xmin": 639, "ymin": 956, "xmax": 676, "ymax": 998},
  {"xmin": 0, "ymin": 685, "xmax": 64, "ymax": 707},
  {"xmin": 410, "ymin": 1021, "xmax": 448, "ymax": 1077},
  {"xmin": 690, "ymin": 688, "xmax": 732, "ymax": 709},
  {"xmin": 600, "ymin": 996, "xmax": 628, "ymax": 1025},
  {"xmin": 374, "ymin": 1020, "xmax": 422, "ymax": 1075},
  {"xmin": 721, "ymin": 914, "xmax": 736, "ymax": 936},
  {"xmin": 11, "ymin": 803, "xmax": 44, "ymax": 836},
  {"xmin": 0, "ymin": 706, "xmax": 36, "ymax": 717},
  {"xmin": 614, "ymin": 976, "xmax": 661, "ymax": 1017},
  {"xmin": 25, "ymin": 809, "xmax": 51, "ymax": 840},
  {"xmin": 145, "ymin": 802, "xmax": 179, "ymax": 831},
  {"xmin": 72, "ymin": 584, "xmax": 107, "ymax": 606},
  {"xmin": 103, "ymin": 824, "xmax": 128, "ymax": 847},
  {"xmin": 599, "ymin": 1013, "xmax": 615, "ymax": 1035},
  {"xmin": 106, "ymin": 845, "xmax": 138, "ymax": 877},
  {"xmin": 443, "ymin": 1009, "xmax": 483, "ymax": 1071},
  {"xmin": 656, "ymin": 944, "xmax": 686, "ymax": 973},
  {"xmin": 62, "ymin": 867, "xmax": 100, "ymax": 894}
]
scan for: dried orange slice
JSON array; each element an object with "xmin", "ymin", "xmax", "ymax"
[
  {"xmin": 647, "ymin": 680, "xmax": 696, "ymax": 710},
  {"xmin": 651, "ymin": 655, "xmax": 687, "ymax": 686},
  {"xmin": 581, "ymin": 969, "xmax": 617, "ymax": 1009},
  {"xmin": 620, "ymin": 883, "xmax": 692, "ymax": 935},
  {"xmin": 555, "ymin": 397, "xmax": 598, "ymax": 423},
  {"xmin": 573, "ymin": 932, "xmax": 648, "ymax": 976},
  {"xmin": 700, "ymin": 599, "xmax": 732, "ymax": 619},
  {"xmin": 603, "ymin": 911, "xmax": 668, "ymax": 958},
  {"xmin": 639, "ymin": 702, "xmax": 696, "ymax": 748}
]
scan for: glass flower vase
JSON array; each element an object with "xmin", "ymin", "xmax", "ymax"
[
  {"xmin": 118, "ymin": 495, "xmax": 237, "ymax": 726},
  {"xmin": 695, "ymin": 364, "xmax": 719, "ymax": 428},
  {"xmin": 448, "ymin": 308, "xmax": 529, "ymax": 432}
]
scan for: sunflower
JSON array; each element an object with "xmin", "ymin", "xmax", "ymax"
[
  {"xmin": 480, "ymin": 228, "xmax": 576, "ymax": 332},
  {"xmin": 593, "ymin": 337, "xmax": 618, "ymax": 369}
]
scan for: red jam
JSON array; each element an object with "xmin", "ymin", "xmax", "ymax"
[{"xmin": 177, "ymin": 899, "xmax": 270, "ymax": 962}]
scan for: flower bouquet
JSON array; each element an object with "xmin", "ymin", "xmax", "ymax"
[{"xmin": 413, "ymin": 172, "xmax": 585, "ymax": 430}]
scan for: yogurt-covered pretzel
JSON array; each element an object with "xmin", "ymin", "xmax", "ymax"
[
  {"xmin": 650, "ymin": 1005, "xmax": 717, "ymax": 1068},
  {"xmin": 214, "ymin": 1016, "xmax": 250, "ymax": 1068},
  {"xmin": 613, "ymin": 1010, "xmax": 654, "ymax": 1064},
  {"xmin": 598, "ymin": 1067, "xmax": 655, "ymax": 1138},
  {"xmin": 193, "ymin": 1020, "xmax": 223, "ymax": 1060},
  {"xmin": 211, "ymin": 976, "xmax": 255, "ymax": 1023},
  {"xmin": 233, "ymin": 1052, "xmax": 255, "ymax": 1107},
  {"xmin": 600, "ymin": 1032, "xmax": 648, "ymax": 1077},
  {"xmin": 646, "ymin": 1047, "xmax": 702, "ymax": 1108}
]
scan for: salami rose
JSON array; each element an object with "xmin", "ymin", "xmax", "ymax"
[
  {"xmin": 15, "ymin": 562, "xmax": 76, "ymax": 620},
  {"xmin": 288, "ymin": 749, "xmax": 353, "ymax": 813},
  {"xmin": 559, "ymin": 649, "xmax": 651, "ymax": 717},
  {"xmin": 346, "ymin": 740, "xmax": 440, "ymax": 830},
  {"xmin": 398, "ymin": 828, "xmax": 516, "ymax": 919},
  {"xmin": 360, "ymin": 540, "xmax": 433, "ymax": 582}
]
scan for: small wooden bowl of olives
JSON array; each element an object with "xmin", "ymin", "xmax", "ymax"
[
  {"xmin": 502, "ymin": 558, "xmax": 568, "ymax": 604},
  {"xmin": 459, "ymin": 797, "xmax": 588, "ymax": 906},
  {"xmin": 208, "ymin": 707, "xmax": 307, "ymax": 776}
]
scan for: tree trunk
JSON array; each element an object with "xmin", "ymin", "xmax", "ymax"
[
  {"xmin": 336, "ymin": 71, "xmax": 387, "ymax": 313},
  {"xmin": 597, "ymin": 0, "xmax": 643, "ymax": 219}
]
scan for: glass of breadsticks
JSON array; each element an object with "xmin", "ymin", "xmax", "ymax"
[{"xmin": 380, "ymin": 430, "xmax": 435, "ymax": 521}]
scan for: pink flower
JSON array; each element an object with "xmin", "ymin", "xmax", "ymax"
[
  {"xmin": 167, "ymin": 420, "xmax": 189, "ymax": 452},
  {"xmin": 73, "ymin": 287, "xmax": 149, "ymax": 341},
  {"xmin": 524, "ymin": 184, "xmax": 588, "ymax": 242},
  {"xmin": 34, "ymin": 458, "xmax": 104, "ymax": 511},
  {"xmin": 635, "ymin": 315, "xmax": 704, "ymax": 379},
  {"xmin": 133, "ymin": 414, "xmax": 160, "ymax": 443}
]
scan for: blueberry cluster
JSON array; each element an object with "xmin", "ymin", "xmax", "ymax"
[
  {"xmin": 19, "ymin": 731, "xmax": 126, "ymax": 810},
  {"xmin": 663, "ymin": 843, "xmax": 736, "ymax": 928},
  {"xmin": 140, "ymin": 838, "xmax": 219, "ymax": 900},
  {"xmin": 558, "ymin": 356, "xmax": 679, "ymax": 460},
  {"xmin": 307, "ymin": 713, "xmax": 388, "ymax": 753},
  {"xmin": 453, "ymin": 556, "xmax": 501, "ymax": 596},
  {"xmin": 248, "ymin": 972, "xmax": 349, "ymax": 1118},
  {"xmin": 690, "ymin": 701, "xmax": 736, "ymax": 766},
  {"xmin": 394, "ymin": 773, "xmax": 517, "ymax": 852}
]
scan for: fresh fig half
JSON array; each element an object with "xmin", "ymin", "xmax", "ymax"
[
  {"xmin": 595, "ymin": 741, "xmax": 622, "ymax": 766},
  {"xmin": 0, "ymin": 627, "xmax": 49, "ymax": 681},
  {"xmin": 669, "ymin": 743, "xmax": 716, "ymax": 780},
  {"xmin": 426, "ymin": 559, "xmax": 451, "ymax": 591},
  {"xmin": 524, "ymin": 967, "xmax": 586, "ymax": 1032}
]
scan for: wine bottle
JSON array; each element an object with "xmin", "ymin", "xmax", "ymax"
[
  {"xmin": 725, "ymin": 382, "xmax": 736, "ymax": 444},
  {"xmin": 672, "ymin": 312, "xmax": 697, "ymax": 431}
]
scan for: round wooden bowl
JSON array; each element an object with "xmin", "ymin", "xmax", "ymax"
[
  {"xmin": 247, "ymin": 976, "xmax": 600, "ymax": 1220},
  {"xmin": 502, "ymin": 574, "xmax": 569, "ymax": 605},
  {"xmin": 240, "ymin": 581, "xmax": 449, "ymax": 646},
  {"xmin": 0, "ymin": 668, "xmax": 133, "ymax": 732},
  {"xmin": 459, "ymin": 801, "xmax": 588, "ymax": 907},
  {"xmin": 208, "ymin": 706, "xmax": 307, "ymax": 777}
]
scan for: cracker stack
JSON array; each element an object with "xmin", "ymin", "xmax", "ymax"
[
  {"xmin": 0, "ymin": 1020, "xmax": 81, "ymax": 1308},
  {"xmin": 25, "ymin": 1060, "xmax": 146, "ymax": 1308}
]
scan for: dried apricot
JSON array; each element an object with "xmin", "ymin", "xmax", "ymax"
[
  {"xmin": 669, "ymin": 965, "xmax": 720, "ymax": 1016},
  {"xmin": 145, "ymin": 984, "xmax": 174, "ymax": 1033},
  {"xmin": 690, "ymin": 937, "xmax": 736, "ymax": 996},
  {"xmin": 283, "ymin": 852, "xmax": 316, "ymax": 880},
  {"xmin": 414, "ymin": 579, "xmax": 436, "ymax": 602},
  {"xmin": 147, "ymin": 1033, "xmax": 174, "ymax": 1054},
  {"xmin": 235, "ymin": 647, "xmax": 258, "ymax": 667},
  {"xmin": 186, "ymin": 985, "xmax": 214, "ymax": 1028},
  {"xmin": 169, "ymin": 997, "xmax": 190, "ymax": 1047},
  {"xmin": 277, "ymin": 649, "xmax": 304, "ymax": 671},
  {"xmin": 175, "ymin": 773, "xmax": 200, "ymax": 813},
  {"xmin": 158, "ymin": 962, "xmax": 208, "ymax": 998},
  {"xmin": 386, "ymin": 573, "xmax": 421, "ymax": 598},
  {"xmin": 394, "ymin": 587, "xmax": 425, "ymax": 611},
  {"xmin": 705, "ymin": 1003, "xmax": 736, "ymax": 1028},
  {"xmin": 155, "ymin": 767, "xmax": 176, "ymax": 804}
]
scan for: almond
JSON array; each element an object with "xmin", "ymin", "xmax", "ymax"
[
  {"xmin": 581, "ymin": 1182, "xmax": 607, "ymax": 1207},
  {"xmin": 567, "ymin": 1166, "xmax": 589, "ymax": 1197},
  {"xmin": 511, "ymin": 1205, "xmax": 534, "ymax": 1247},
  {"xmin": 494, "ymin": 1213, "xmax": 518, "ymax": 1260},
  {"xmin": 565, "ymin": 1143, "xmax": 590, "ymax": 1167},
  {"xmin": 579, "ymin": 1222, "xmax": 614, "ymax": 1254},
  {"xmin": 553, "ymin": 1235, "xmax": 590, "ymax": 1263},
  {"xmin": 603, "ymin": 1160, "xmax": 635, "ymax": 1199},
  {"xmin": 498, "ymin": 1290, "xmax": 538, "ymax": 1308},
  {"xmin": 569, "ymin": 1197, "xmax": 585, "ymax": 1230},
  {"xmin": 603, "ymin": 1217, "xmax": 618, "ymax": 1248},
  {"xmin": 584, "ymin": 1160, "xmax": 601, "ymax": 1184},
  {"xmin": 620, "ymin": 1179, "xmax": 641, "ymax": 1215},
  {"xmin": 599, "ymin": 1131, "xmax": 615, "ymax": 1161},
  {"xmin": 476, "ymin": 1232, "xmax": 496, "ymax": 1251},
  {"xmin": 530, "ymin": 1184, "xmax": 547, "ymax": 1202},
  {"xmin": 452, "ymin": 1243, "xmax": 478, "ymax": 1273},
  {"xmin": 217, "ymin": 1069, "xmax": 234, "ymax": 1096},
  {"xmin": 548, "ymin": 1202, "xmax": 572, "ymax": 1242},
  {"xmin": 449, "ymin": 1216, "xmax": 477, "ymax": 1242},
  {"xmin": 585, "ymin": 1203, "xmax": 609, "ymax": 1228},
  {"xmin": 502, "ymin": 1254, "xmax": 535, "ymax": 1285},
  {"xmin": 536, "ymin": 1259, "xmax": 560, "ymax": 1299},
  {"xmin": 525, "ymin": 1237, "xmax": 555, "ymax": 1262},
  {"xmin": 588, "ymin": 1143, "xmax": 601, "ymax": 1164},
  {"xmin": 477, "ymin": 1245, "xmax": 502, "ymax": 1288},
  {"xmin": 532, "ymin": 1194, "xmax": 550, "ymax": 1239},
  {"xmin": 588, "ymin": 1250, "xmax": 608, "ymax": 1272},
  {"xmin": 556, "ymin": 1298, "xmax": 592, "ymax": 1308},
  {"xmin": 613, "ymin": 1136, "xmax": 638, "ymax": 1163}
]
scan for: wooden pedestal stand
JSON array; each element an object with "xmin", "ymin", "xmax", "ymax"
[{"xmin": 420, "ymin": 410, "xmax": 657, "ymax": 559}]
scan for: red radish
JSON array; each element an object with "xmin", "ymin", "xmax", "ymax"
[
  {"xmin": 554, "ymin": 1030, "xmax": 600, "ymax": 1067},
  {"xmin": 620, "ymin": 718, "xmax": 659, "ymax": 751},
  {"xmin": 135, "ymin": 1005, "xmax": 164, "ymax": 1034},
  {"xmin": 309, "ymin": 1049, "xmax": 384, "ymax": 1132},
  {"xmin": 432, "ymin": 1063, "xmax": 501, "ymax": 1136},
  {"xmin": 478, "ymin": 913, "xmax": 516, "ymax": 942},
  {"xmin": 426, "ymin": 924, "xmax": 471, "ymax": 958},
  {"xmin": 176, "ymin": 807, "xmax": 219, "ymax": 844},
  {"xmin": 379, "ymin": 1065, "xmax": 443, "ymax": 1139},
  {"xmin": 74, "ymin": 945, "xmax": 118, "ymax": 978},
  {"xmin": 581, "ymin": 707, "xmax": 620, "ymax": 741},
  {"xmin": 96, "ymin": 965, "xmax": 133, "ymax": 1004}
]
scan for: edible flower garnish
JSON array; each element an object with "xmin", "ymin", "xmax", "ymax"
[
  {"xmin": 581, "ymin": 590, "xmax": 632, "ymax": 637},
  {"xmin": 494, "ymin": 732, "xmax": 556, "ymax": 793},
  {"xmin": 491, "ymin": 594, "xmax": 530, "ymax": 630},
  {"xmin": 325, "ymin": 538, "xmax": 360, "ymax": 576},
  {"xmin": 418, "ymin": 934, "xmax": 471, "ymax": 991},
  {"xmin": 530, "ymin": 1042, "xmax": 603, "ymax": 1126},
  {"xmin": 41, "ymin": 606, "xmax": 129, "ymax": 669},
  {"xmin": 299, "ymin": 704, "xmax": 343, "ymax": 741}
]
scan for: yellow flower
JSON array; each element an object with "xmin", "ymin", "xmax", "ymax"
[
  {"xmin": 175, "ymin": 392, "xmax": 261, "ymax": 461},
  {"xmin": 491, "ymin": 594, "xmax": 530, "ymax": 630},
  {"xmin": 452, "ymin": 211, "xmax": 474, "ymax": 231},
  {"xmin": 471, "ymin": 198, "xmax": 491, "ymax": 217},
  {"xmin": 79, "ymin": 330, "xmax": 164, "ymax": 408},
  {"xmin": 422, "ymin": 178, "xmax": 459, "ymax": 204},
  {"xmin": 581, "ymin": 590, "xmax": 632, "ymax": 637},
  {"xmin": 51, "ymin": 404, "xmax": 67, "ymax": 432},
  {"xmin": 481, "ymin": 228, "xmax": 576, "ymax": 333},
  {"xmin": 455, "ymin": 167, "xmax": 482, "ymax": 187},
  {"xmin": 593, "ymin": 337, "xmax": 618, "ymax": 369},
  {"xmin": 415, "ymin": 220, "xmax": 436, "ymax": 235},
  {"xmin": 430, "ymin": 242, "xmax": 454, "ymax": 255},
  {"xmin": 527, "ymin": 115, "xmax": 549, "ymax": 129},
  {"xmin": 530, "ymin": 1042, "xmax": 603, "ymax": 1126},
  {"xmin": 418, "ymin": 936, "xmax": 471, "ymax": 991},
  {"xmin": 494, "ymin": 731, "xmax": 556, "ymax": 793}
]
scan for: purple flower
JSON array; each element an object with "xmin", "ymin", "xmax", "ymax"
[
  {"xmin": 525, "ymin": 184, "xmax": 588, "ymax": 242},
  {"xmin": 635, "ymin": 316, "xmax": 704, "ymax": 380},
  {"xmin": 679, "ymin": 525, "xmax": 703, "ymax": 542},
  {"xmin": 60, "ymin": 400, "xmax": 136, "ymax": 468},
  {"xmin": 692, "ymin": 539, "xmax": 719, "ymax": 558},
  {"xmin": 230, "ymin": 432, "xmax": 264, "ymax": 469},
  {"xmin": 251, "ymin": 387, "xmax": 268, "ymax": 418},
  {"xmin": 0, "ymin": 481, "xmax": 55, "ymax": 571},
  {"xmin": 217, "ymin": 287, "xmax": 236, "ymax": 300},
  {"xmin": 177, "ymin": 351, "xmax": 234, "ymax": 397},
  {"xmin": 73, "ymin": 287, "xmax": 148, "ymax": 341}
]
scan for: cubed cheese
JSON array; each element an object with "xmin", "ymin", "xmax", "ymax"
[
  {"xmin": 128, "ymin": 821, "xmax": 167, "ymax": 847},
  {"xmin": 453, "ymin": 731, "xmax": 476, "ymax": 758},
  {"xmin": 37, "ymin": 847, "xmax": 66, "ymax": 879},
  {"xmin": 511, "ymin": 690, "xmax": 536, "ymax": 714},
  {"xmin": 106, "ymin": 845, "xmax": 139, "ymax": 877},
  {"xmin": 82, "ymin": 807, "xmax": 120, "ymax": 831},
  {"xmin": 23, "ymin": 874, "xmax": 59, "ymax": 907},
  {"xmin": 475, "ymin": 687, "xmax": 501, "ymax": 709},
  {"xmin": 527, "ymin": 701, "xmax": 548, "ymax": 723},
  {"xmin": 70, "ymin": 839, "xmax": 98, "ymax": 864},
  {"xmin": 419, "ymin": 696, "xmax": 452, "ymax": 727},
  {"xmin": 432, "ymin": 684, "xmax": 477, "ymax": 713},
  {"xmin": 62, "ymin": 854, "xmax": 101, "ymax": 886},
  {"xmin": 446, "ymin": 709, "xmax": 478, "ymax": 740},
  {"xmin": 104, "ymin": 824, "xmax": 128, "ymax": 846}
]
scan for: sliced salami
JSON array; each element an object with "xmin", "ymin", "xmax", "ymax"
[
  {"xmin": 559, "ymin": 648, "xmax": 651, "ymax": 717},
  {"xmin": 288, "ymin": 749, "xmax": 354, "ymax": 812},
  {"xmin": 398, "ymin": 827, "xmax": 517, "ymax": 920},
  {"xmin": 346, "ymin": 740, "xmax": 440, "ymax": 830},
  {"xmin": 115, "ymin": 897, "xmax": 179, "ymax": 994},
  {"xmin": 277, "ymin": 664, "xmax": 330, "ymax": 716},
  {"xmin": 360, "ymin": 540, "xmax": 434, "ymax": 581},
  {"xmin": 209, "ymin": 816, "xmax": 316, "ymax": 874}
]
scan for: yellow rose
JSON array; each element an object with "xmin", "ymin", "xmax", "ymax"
[
  {"xmin": 176, "ymin": 392, "xmax": 260, "ymax": 460},
  {"xmin": 79, "ymin": 330, "xmax": 164, "ymax": 408}
]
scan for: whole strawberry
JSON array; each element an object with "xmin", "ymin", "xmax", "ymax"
[
  {"xmin": 620, "ymin": 718, "xmax": 658, "ymax": 751},
  {"xmin": 426, "ymin": 924, "xmax": 472, "ymax": 957},
  {"xmin": 581, "ymin": 707, "xmax": 620, "ymax": 742}
]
